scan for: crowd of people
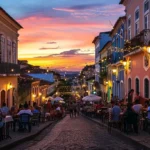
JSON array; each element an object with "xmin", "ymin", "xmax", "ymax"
[
  {"xmin": 0, "ymin": 100, "xmax": 65, "ymax": 134},
  {"xmin": 81, "ymin": 89, "xmax": 150, "ymax": 134}
]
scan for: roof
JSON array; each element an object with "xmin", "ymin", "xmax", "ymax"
[
  {"xmin": 110, "ymin": 16, "xmax": 126, "ymax": 37},
  {"xmin": 0, "ymin": 7, "xmax": 23, "ymax": 29},
  {"xmin": 92, "ymin": 36, "xmax": 99, "ymax": 43},
  {"xmin": 100, "ymin": 31, "xmax": 111, "ymax": 35},
  {"xmin": 119, "ymin": 0, "xmax": 125, "ymax": 4},
  {"xmin": 28, "ymin": 73, "xmax": 54, "ymax": 83},
  {"xmin": 100, "ymin": 41, "xmax": 112, "ymax": 52}
]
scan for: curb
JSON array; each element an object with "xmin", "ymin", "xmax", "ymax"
[
  {"xmin": 83, "ymin": 114, "xmax": 150, "ymax": 150},
  {"xmin": 0, "ymin": 115, "xmax": 66, "ymax": 150}
]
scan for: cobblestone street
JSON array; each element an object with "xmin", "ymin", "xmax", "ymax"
[{"xmin": 11, "ymin": 115, "xmax": 141, "ymax": 150}]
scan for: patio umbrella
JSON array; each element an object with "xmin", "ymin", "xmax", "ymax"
[
  {"xmin": 82, "ymin": 94, "xmax": 101, "ymax": 102},
  {"xmin": 59, "ymin": 100, "xmax": 65, "ymax": 104},
  {"xmin": 53, "ymin": 97, "xmax": 64, "ymax": 102}
]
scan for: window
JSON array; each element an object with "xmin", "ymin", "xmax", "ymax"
[
  {"xmin": 144, "ymin": 14, "xmax": 149, "ymax": 29},
  {"xmin": 128, "ymin": 28, "xmax": 131, "ymax": 40},
  {"xmin": 7, "ymin": 40, "xmax": 12, "ymax": 63},
  {"xmin": 135, "ymin": 78, "xmax": 139, "ymax": 93},
  {"xmin": 128, "ymin": 18, "xmax": 131, "ymax": 27},
  {"xmin": 135, "ymin": 9, "xmax": 139, "ymax": 35},
  {"xmin": 135, "ymin": 10, "xmax": 139, "ymax": 21},
  {"xmin": 120, "ymin": 31, "xmax": 123, "ymax": 48},
  {"xmin": 116, "ymin": 37, "xmax": 118, "ymax": 47},
  {"xmin": 135, "ymin": 22, "xmax": 139, "ymax": 35},
  {"xmin": 128, "ymin": 78, "xmax": 131, "ymax": 91},
  {"xmin": 0, "ymin": 36, "xmax": 5, "ymax": 63},
  {"xmin": 144, "ymin": 78, "xmax": 149, "ymax": 98},
  {"xmin": 12, "ymin": 42, "xmax": 16, "ymax": 64},
  {"xmin": 144, "ymin": 0, "xmax": 149, "ymax": 13}
]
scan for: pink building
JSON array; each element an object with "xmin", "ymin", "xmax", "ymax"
[{"xmin": 120, "ymin": 0, "xmax": 150, "ymax": 102}]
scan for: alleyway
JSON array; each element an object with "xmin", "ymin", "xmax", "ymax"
[{"xmin": 11, "ymin": 115, "xmax": 139, "ymax": 150}]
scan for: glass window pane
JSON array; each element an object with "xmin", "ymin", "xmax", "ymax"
[{"xmin": 144, "ymin": 1, "xmax": 149, "ymax": 12}]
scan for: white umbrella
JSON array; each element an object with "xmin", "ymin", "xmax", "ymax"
[
  {"xmin": 53, "ymin": 97, "xmax": 64, "ymax": 102},
  {"xmin": 82, "ymin": 94, "xmax": 101, "ymax": 102},
  {"xmin": 59, "ymin": 100, "xmax": 65, "ymax": 104}
]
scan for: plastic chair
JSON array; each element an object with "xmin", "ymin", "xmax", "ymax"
[
  {"xmin": 32, "ymin": 113, "xmax": 40, "ymax": 126},
  {"xmin": 19, "ymin": 113, "xmax": 32, "ymax": 132}
]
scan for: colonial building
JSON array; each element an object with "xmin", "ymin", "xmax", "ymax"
[
  {"xmin": 120, "ymin": 0, "xmax": 150, "ymax": 101},
  {"xmin": 93, "ymin": 32, "xmax": 111, "ymax": 83},
  {"xmin": 100, "ymin": 41, "xmax": 112, "ymax": 102},
  {"xmin": 109, "ymin": 16, "xmax": 126, "ymax": 101},
  {"xmin": 0, "ymin": 7, "xmax": 22, "ymax": 107}
]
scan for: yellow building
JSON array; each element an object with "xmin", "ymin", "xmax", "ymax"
[{"xmin": 0, "ymin": 7, "xmax": 22, "ymax": 107}]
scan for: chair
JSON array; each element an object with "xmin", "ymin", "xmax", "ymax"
[
  {"xmin": 32, "ymin": 113, "xmax": 40, "ymax": 126},
  {"xmin": 0, "ymin": 116, "xmax": 4, "ymax": 141},
  {"xmin": 19, "ymin": 113, "xmax": 32, "ymax": 132}
]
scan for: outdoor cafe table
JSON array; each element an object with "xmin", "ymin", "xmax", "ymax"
[{"xmin": 3, "ymin": 115, "xmax": 13, "ymax": 139}]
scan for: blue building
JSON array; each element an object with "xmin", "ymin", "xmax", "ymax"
[
  {"xmin": 109, "ymin": 16, "xmax": 126, "ymax": 100},
  {"xmin": 93, "ymin": 32, "xmax": 111, "ymax": 83}
]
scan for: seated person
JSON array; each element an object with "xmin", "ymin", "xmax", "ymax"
[
  {"xmin": 0, "ymin": 102, "xmax": 9, "ymax": 116},
  {"xmin": 132, "ymin": 99, "xmax": 143, "ymax": 114},
  {"xmin": 112, "ymin": 101, "xmax": 121, "ymax": 122},
  {"xmin": 123, "ymin": 103, "xmax": 138, "ymax": 133},
  {"xmin": 32, "ymin": 106, "xmax": 40, "ymax": 114},
  {"xmin": 17, "ymin": 104, "xmax": 33, "ymax": 116}
]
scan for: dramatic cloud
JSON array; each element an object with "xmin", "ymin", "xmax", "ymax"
[
  {"xmin": 46, "ymin": 42, "xmax": 57, "ymax": 44},
  {"xmin": 0, "ymin": 0, "xmax": 125, "ymax": 71},
  {"xmin": 39, "ymin": 47, "xmax": 59, "ymax": 50}
]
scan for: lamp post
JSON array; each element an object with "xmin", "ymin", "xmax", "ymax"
[{"xmin": 147, "ymin": 46, "xmax": 150, "ymax": 57}]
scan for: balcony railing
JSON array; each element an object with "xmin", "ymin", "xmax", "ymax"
[
  {"xmin": 124, "ymin": 29, "xmax": 150, "ymax": 55},
  {"xmin": 0, "ymin": 63, "xmax": 20, "ymax": 75}
]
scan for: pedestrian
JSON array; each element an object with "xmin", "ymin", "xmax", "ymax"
[
  {"xmin": 128, "ymin": 89, "xmax": 134, "ymax": 103},
  {"xmin": 69, "ymin": 102, "xmax": 73, "ymax": 118},
  {"xmin": 72, "ymin": 102, "xmax": 77, "ymax": 117}
]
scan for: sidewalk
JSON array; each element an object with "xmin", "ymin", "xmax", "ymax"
[
  {"xmin": 0, "ymin": 120, "xmax": 56, "ymax": 150},
  {"xmin": 83, "ymin": 115, "xmax": 150, "ymax": 150}
]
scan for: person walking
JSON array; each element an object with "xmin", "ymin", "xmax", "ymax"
[
  {"xmin": 72, "ymin": 102, "xmax": 77, "ymax": 117},
  {"xmin": 69, "ymin": 102, "xmax": 73, "ymax": 118},
  {"xmin": 128, "ymin": 89, "xmax": 134, "ymax": 103}
]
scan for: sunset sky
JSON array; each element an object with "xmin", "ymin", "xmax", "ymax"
[{"xmin": 1, "ymin": 0, "xmax": 124, "ymax": 71}]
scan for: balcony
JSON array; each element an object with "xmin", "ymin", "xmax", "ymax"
[
  {"xmin": 0, "ymin": 63, "xmax": 20, "ymax": 76},
  {"xmin": 124, "ymin": 29, "xmax": 150, "ymax": 55}
]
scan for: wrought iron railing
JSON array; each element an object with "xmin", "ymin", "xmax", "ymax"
[
  {"xmin": 124, "ymin": 29, "xmax": 150, "ymax": 55},
  {"xmin": 0, "ymin": 62, "xmax": 20, "ymax": 75}
]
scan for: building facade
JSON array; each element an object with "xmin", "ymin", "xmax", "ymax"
[
  {"xmin": 120, "ymin": 0, "xmax": 150, "ymax": 101},
  {"xmin": 0, "ymin": 7, "xmax": 22, "ymax": 107},
  {"xmin": 109, "ymin": 16, "xmax": 126, "ymax": 100}
]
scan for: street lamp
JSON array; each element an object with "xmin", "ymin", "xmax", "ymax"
[
  {"xmin": 147, "ymin": 47, "xmax": 150, "ymax": 54},
  {"xmin": 123, "ymin": 58, "xmax": 127, "ymax": 66},
  {"xmin": 112, "ymin": 69, "xmax": 117, "ymax": 74},
  {"xmin": 32, "ymin": 94, "xmax": 36, "ymax": 98}
]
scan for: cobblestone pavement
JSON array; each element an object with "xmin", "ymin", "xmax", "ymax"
[{"xmin": 12, "ymin": 115, "xmax": 140, "ymax": 150}]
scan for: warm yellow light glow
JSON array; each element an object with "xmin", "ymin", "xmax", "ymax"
[
  {"xmin": 32, "ymin": 94, "xmax": 36, "ymax": 98},
  {"xmin": 42, "ymin": 96, "xmax": 45, "ymax": 99},
  {"xmin": 112, "ymin": 69, "xmax": 117, "ymax": 73},
  {"xmin": 147, "ymin": 47, "xmax": 150, "ymax": 54},
  {"xmin": 39, "ymin": 93, "xmax": 42, "ymax": 96},
  {"xmin": 105, "ymin": 81, "xmax": 108, "ymax": 85},
  {"xmin": 123, "ymin": 61, "xmax": 127, "ymax": 66},
  {"xmin": 11, "ymin": 69, "xmax": 14, "ymax": 72},
  {"xmin": 8, "ymin": 83, "xmax": 13, "ymax": 89}
]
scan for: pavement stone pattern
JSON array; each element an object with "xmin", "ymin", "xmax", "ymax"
[
  {"xmin": 0, "ymin": 121, "xmax": 53, "ymax": 149},
  {"xmin": 12, "ymin": 115, "xmax": 140, "ymax": 150}
]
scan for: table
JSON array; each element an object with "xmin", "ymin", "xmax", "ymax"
[{"xmin": 3, "ymin": 116, "xmax": 13, "ymax": 139}]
